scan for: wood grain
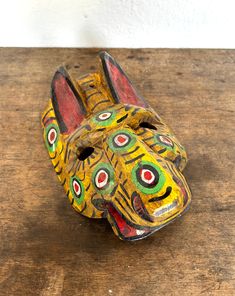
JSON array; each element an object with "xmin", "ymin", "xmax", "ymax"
[{"xmin": 0, "ymin": 48, "xmax": 234, "ymax": 296}]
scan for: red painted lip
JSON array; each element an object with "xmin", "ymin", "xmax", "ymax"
[{"xmin": 107, "ymin": 203, "xmax": 152, "ymax": 241}]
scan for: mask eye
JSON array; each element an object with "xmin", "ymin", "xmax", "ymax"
[
  {"xmin": 95, "ymin": 169, "xmax": 109, "ymax": 189},
  {"xmin": 47, "ymin": 127, "xmax": 57, "ymax": 145},
  {"xmin": 108, "ymin": 130, "xmax": 137, "ymax": 152},
  {"xmin": 97, "ymin": 112, "xmax": 112, "ymax": 121},
  {"xmin": 139, "ymin": 166, "xmax": 158, "ymax": 187},
  {"xmin": 92, "ymin": 163, "xmax": 115, "ymax": 194},
  {"xmin": 77, "ymin": 147, "xmax": 94, "ymax": 160},
  {"xmin": 158, "ymin": 135, "xmax": 174, "ymax": 148},
  {"xmin": 72, "ymin": 179, "xmax": 81, "ymax": 196},
  {"xmin": 45, "ymin": 123, "xmax": 59, "ymax": 153},
  {"xmin": 70, "ymin": 177, "xmax": 85, "ymax": 205},
  {"xmin": 131, "ymin": 161, "xmax": 166, "ymax": 194},
  {"xmin": 113, "ymin": 133, "xmax": 131, "ymax": 147},
  {"xmin": 93, "ymin": 110, "xmax": 116, "ymax": 126},
  {"xmin": 139, "ymin": 122, "xmax": 157, "ymax": 130}
]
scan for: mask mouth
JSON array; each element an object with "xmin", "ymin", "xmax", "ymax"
[
  {"xmin": 107, "ymin": 203, "xmax": 152, "ymax": 241},
  {"xmin": 91, "ymin": 173, "xmax": 190, "ymax": 241},
  {"xmin": 107, "ymin": 202, "xmax": 189, "ymax": 241}
]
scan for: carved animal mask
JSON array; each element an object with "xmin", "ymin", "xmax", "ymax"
[{"xmin": 42, "ymin": 52, "xmax": 191, "ymax": 241}]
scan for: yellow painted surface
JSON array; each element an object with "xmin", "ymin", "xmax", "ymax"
[{"xmin": 41, "ymin": 52, "xmax": 191, "ymax": 240}]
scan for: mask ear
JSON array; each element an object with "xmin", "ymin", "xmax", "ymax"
[
  {"xmin": 99, "ymin": 51, "xmax": 148, "ymax": 108},
  {"xmin": 51, "ymin": 67, "xmax": 86, "ymax": 135}
]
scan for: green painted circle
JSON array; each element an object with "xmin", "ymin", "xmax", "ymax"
[
  {"xmin": 108, "ymin": 129, "xmax": 136, "ymax": 152},
  {"xmin": 70, "ymin": 176, "xmax": 85, "ymax": 205},
  {"xmin": 93, "ymin": 110, "xmax": 116, "ymax": 126},
  {"xmin": 131, "ymin": 160, "xmax": 166, "ymax": 194},
  {"xmin": 92, "ymin": 162, "xmax": 115, "ymax": 195},
  {"xmin": 45, "ymin": 123, "xmax": 59, "ymax": 153}
]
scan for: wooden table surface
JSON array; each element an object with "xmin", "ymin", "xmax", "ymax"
[{"xmin": 0, "ymin": 48, "xmax": 234, "ymax": 296}]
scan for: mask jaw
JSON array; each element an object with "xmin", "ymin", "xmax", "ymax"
[
  {"xmin": 106, "ymin": 203, "xmax": 153, "ymax": 241},
  {"xmin": 107, "ymin": 201, "xmax": 191, "ymax": 241}
]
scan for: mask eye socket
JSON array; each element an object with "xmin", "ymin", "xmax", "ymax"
[
  {"xmin": 139, "ymin": 122, "xmax": 157, "ymax": 130},
  {"xmin": 77, "ymin": 147, "xmax": 94, "ymax": 160}
]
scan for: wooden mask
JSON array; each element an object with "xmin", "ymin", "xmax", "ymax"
[{"xmin": 42, "ymin": 52, "xmax": 191, "ymax": 241}]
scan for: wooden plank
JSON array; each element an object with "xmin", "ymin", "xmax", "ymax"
[{"xmin": 0, "ymin": 48, "xmax": 234, "ymax": 296}]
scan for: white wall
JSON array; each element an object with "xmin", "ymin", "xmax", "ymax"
[{"xmin": 0, "ymin": 0, "xmax": 234, "ymax": 48}]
